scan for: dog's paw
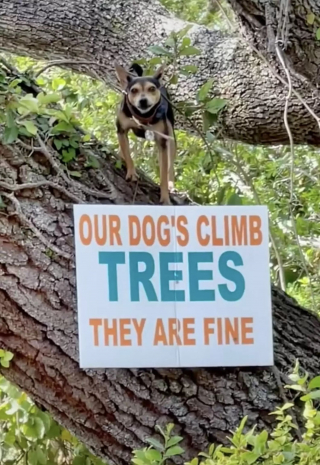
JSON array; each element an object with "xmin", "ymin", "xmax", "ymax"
[{"xmin": 126, "ymin": 168, "xmax": 138, "ymax": 182}]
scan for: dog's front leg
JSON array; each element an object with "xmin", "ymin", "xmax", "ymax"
[{"xmin": 117, "ymin": 127, "xmax": 138, "ymax": 182}]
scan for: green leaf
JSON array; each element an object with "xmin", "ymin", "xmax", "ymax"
[
  {"xmin": 167, "ymin": 436, "xmax": 183, "ymax": 447},
  {"xmin": 145, "ymin": 449, "xmax": 162, "ymax": 461},
  {"xmin": 20, "ymin": 120, "xmax": 38, "ymax": 135},
  {"xmin": 62, "ymin": 148, "xmax": 76, "ymax": 163},
  {"xmin": 176, "ymin": 25, "xmax": 193, "ymax": 38},
  {"xmin": 36, "ymin": 446, "xmax": 47, "ymax": 465},
  {"xmin": 0, "ymin": 349, "xmax": 5, "ymax": 356},
  {"xmin": 37, "ymin": 92, "xmax": 61, "ymax": 105},
  {"xmin": 148, "ymin": 45, "xmax": 172, "ymax": 57},
  {"xmin": 164, "ymin": 446, "xmax": 184, "ymax": 457},
  {"xmin": 227, "ymin": 192, "xmax": 242, "ymax": 205},
  {"xmin": 145, "ymin": 438, "xmax": 164, "ymax": 451},
  {"xmin": 241, "ymin": 452, "xmax": 259, "ymax": 464},
  {"xmin": 205, "ymin": 98, "xmax": 227, "ymax": 114},
  {"xmin": 181, "ymin": 37, "xmax": 191, "ymax": 47},
  {"xmin": 197, "ymin": 79, "xmax": 214, "ymax": 102},
  {"xmin": 316, "ymin": 28, "xmax": 320, "ymax": 40},
  {"xmin": 181, "ymin": 65, "xmax": 198, "ymax": 74},
  {"xmin": 285, "ymin": 384, "xmax": 305, "ymax": 392},
  {"xmin": 307, "ymin": 12, "xmax": 315, "ymax": 25},
  {"xmin": 3, "ymin": 125, "xmax": 19, "ymax": 144},
  {"xmin": 179, "ymin": 46, "xmax": 201, "ymax": 56},
  {"xmin": 54, "ymin": 139, "xmax": 63, "ymax": 150},
  {"xmin": 18, "ymin": 95, "xmax": 40, "ymax": 114},
  {"xmin": 70, "ymin": 171, "xmax": 82, "ymax": 178},
  {"xmin": 73, "ymin": 457, "xmax": 87, "ymax": 465},
  {"xmin": 34, "ymin": 417, "xmax": 45, "ymax": 439},
  {"xmin": 302, "ymin": 389, "xmax": 320, "ymax": 400},
  {"xmin": 52, "ymin": 77, "xmax": 66, "ymax": 91},
  {"xmin": 51, "ymin": 121, "xmax": 75, "ymax": 134},
  {"xmin": 3, "ymin": 351, "xmax": 14, "ymax": 361},
  {"xmin": 206, "ymin": 131, "xmax": 215, "ymax": 143},
  {"xmin": 217, "ymin": 186, "xmax": 226, "ymax": 205},
  {"xmin": 203, "ymin": 111, "xmax": 217, "ymax": 131},
  {"xmin": 82, "ymin": 134, "xmax": 91, "ymax": 142},
  {"xmin": 308, "ymin": 376, "xmax": 320, "ymax": 390},
  {"xmin": 28, "ymin": 450, "xmax": 38, "ymax": 465},
  {"xmin": 0, "ymin": 359, "xmax": 9, "ymax": 368},
  {"xmin": 170, "ymin": 74, "xmax": 178, "ymax": 85}
]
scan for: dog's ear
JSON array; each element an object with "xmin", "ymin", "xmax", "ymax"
[
  {"xmin": 153, "ymin": 64, "xmax": 165, "ymax": 84},
  {"xmin": 115, "ymin": 63, "xmax": 132, "ymax": 89}
]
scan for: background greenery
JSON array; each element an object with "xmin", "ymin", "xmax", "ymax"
[{"xmin": 0, "ymin": 0, "xmax": 320, "ymax": 463}]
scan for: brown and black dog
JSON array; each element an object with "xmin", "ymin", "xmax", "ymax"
[{"xmin": 115, "ymin": 62, "xmax": 176, "ymax": 205}]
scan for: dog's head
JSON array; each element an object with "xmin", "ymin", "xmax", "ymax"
[{"xmin": 115, "ymin": 63, "xmax": 165, "ymax": 114}]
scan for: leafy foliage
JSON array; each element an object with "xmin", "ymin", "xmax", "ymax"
[{"xmin": 130, "ymin": 365, "xmax": 320, "ymax": 465}]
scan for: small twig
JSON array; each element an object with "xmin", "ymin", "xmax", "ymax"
[
  {"xmin": 36, "ymin": 135, "xmax": 117, "ymax": 200},
  {"xmin": 1, "ymin": 192, "xmax": 72, "ymax": 261},
  {"xmin": 0, "ymin": 180, "xmax": 84, "ymax": 204},
  {"xmin": 275, "ymin": 43, "xmax": 316, "ymax": 311},
  {"xmin": 271, "ymin": 365, "xmax": 303, "ymax": 441}
]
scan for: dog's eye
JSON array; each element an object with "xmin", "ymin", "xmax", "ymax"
[
  {"xmin": 131, "ymin": 88, "xmax": 139, "ymax": 94},
  {"xmin": 149, "ymin": 86, "xmax": 156, "ymax": 92}
]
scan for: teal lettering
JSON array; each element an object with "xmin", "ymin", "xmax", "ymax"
[
  {"xmin": 160, "ymin": 252, "xmax": 185, "ymax": 302},
  {"xmin": 129, "ymin": 252, "xmax": 157, "ymax": 302},
  {"xmin": 188, "ymin": 252, "xmax": 215, "ymax": 301},
  {"xmin": 218, "ymin": 251, "xmax": 245, "ymax": 301},
  {"xmin": 99, "ymin": 252, "xmax": 125, "ymax": 301}
]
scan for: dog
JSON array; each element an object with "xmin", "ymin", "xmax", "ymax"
[{"xmin": 115, "ymin": 62, "xmax": 176, "ymax": 205}]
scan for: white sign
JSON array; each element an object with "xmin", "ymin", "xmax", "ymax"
[{"xmin": 73, "ymin": 205, "xmax": 273, "ymax": 368}]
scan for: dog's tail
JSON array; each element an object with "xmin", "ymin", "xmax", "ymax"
[{"xmin": 129, "ymin": 63, "xmax": 143, "ymax": 77}]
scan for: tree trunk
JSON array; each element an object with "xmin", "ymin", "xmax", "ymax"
[
  {"xmin": 0, "ymin": 64, "xmax": 319, "ymax": 465},
  {"xmin": 1, "ymin": 0, "xmax": 320, "ymax": 145}
]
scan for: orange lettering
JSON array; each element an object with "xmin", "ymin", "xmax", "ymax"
[
  {"xmin": 197, "ymin": 215, "xmax": 209, "ymax": 246},
  {"xmin": 158, "ymin": 216, "xmax": 170, "ymax": 246},
  {"xmin": 217, "ymin": 318, "xmax": 223, "ymax": 345},
  {"xmin": 154, "ymin": 319, "xmax": 168, "ymax": 345},
  {"xmin": 231, "ymin": 216, "xmax": 248, "ymax": 246},
  {"xmin": 132, "ymin": 318, "xmax": 146, "ymax": 346},
  {"xmin": 241, "ymin": 318, "xmax": 254, "ymax": 344},
  {"xmin": 225, "ymin": 318, "xmax": 239, "ymax": 344},
  {"xmin": 119, "ymin": 319, "xmax": 131, "ymax": 346},
  {"xmin": 142, "ymin": 215, "xmax": 155, "ymax": 246},
  {"xmin": 129, "ymin": 216, "xmax": 140, "ymax": 245},
  {"xmin": 104, "ymin": 319, "xmax": 118, "ymax": 346},
  {"xmin": 109, "ymin": 215, "xmax": 122, "ymax": 246},
  {"xmin": 176, "ymin": 215, "xmax": 189, "ymax": 246},
  {"xmin": 94, "ymin": 214, "xmax": 107, "ymax": 246},
  {"xmin": 79, "ymin": 214, "xmax": 92, "ymax": 245},
  {"xmin": 168, "ymin": 319, "xmax": 182, "ymax": 345},
  {"xmin": 204, "ymin": 318, "xmax": 215, "ymax": 345},
  {"xmin": 211, "ymin": 216, "xmax": 223, "ymax": 246},
  {"xmin": 183, "ymin": 318, "xmax": 196, "ymax": 345},
  {"xmin": 89, "ymin": 318, "xmax": 102, "ymax": 346},
  {"xmin": 223, "ymin": 216, "xmax": 230, "ymax": 246},
  {"xmin": 249, "ymin": 216, "xmax": 262, "ymax": 245}
]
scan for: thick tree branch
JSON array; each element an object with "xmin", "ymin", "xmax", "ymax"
[{"xmin": 1, "ymin": 0, "xmax": 320, "ymax": 144}]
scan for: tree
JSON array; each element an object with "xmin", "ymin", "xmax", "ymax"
[
  {"xmin": 1, "ymin": 0, "xmax": 320, "ymax": 145},
  {"xmin": 0, "ymin": 0, "xmax": 320, "ymax": 464}
]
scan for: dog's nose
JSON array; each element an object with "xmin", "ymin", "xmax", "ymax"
[{"xmin": 139, "ymin": 98, "xmax": 149, "ymax": 109}]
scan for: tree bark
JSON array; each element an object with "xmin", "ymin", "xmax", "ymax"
[
  {"xmin": 1, "ymin": 0, "xmax": 320, "ymax": 145},
  {"xmin": 0, "ymin": 64, "xmax": 319, "ymax": 465}
]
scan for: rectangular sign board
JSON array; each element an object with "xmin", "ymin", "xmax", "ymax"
[{"xmin": 73, "ymin": 205, "xmax": 273, "ymax": 368}]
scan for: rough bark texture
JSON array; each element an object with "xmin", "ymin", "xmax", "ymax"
[
  {"xmin": 1, "ymin": 0, "xmax": 320, "ymax": 145},
  {"xmin": 1, "ymin": 132, "xmax": 320, "ymax": 465}
]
